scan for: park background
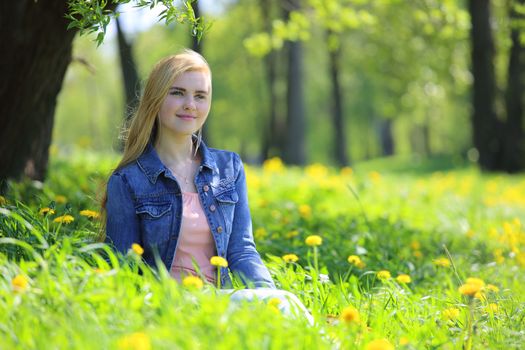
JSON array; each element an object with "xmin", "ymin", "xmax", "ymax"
[{"xmin": 1, "ymin": 1, "xmax": 525, "ymax": 349}]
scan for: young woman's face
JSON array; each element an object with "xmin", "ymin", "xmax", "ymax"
[{"xmin": 158, "ymin": 70, "xmax": 211, "ymax": 138}]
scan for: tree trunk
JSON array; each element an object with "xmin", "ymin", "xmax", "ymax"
[
  {"xmin": 190, "ymin": 0, "xmax": 211, "ymax": 145},
  {"xmin": 0, "ymin": 0, "xmax": 77, "ymax": 192},
  {"xmin": 378, "ymin": 119, "xmax": 394, "ymax": 156},
  {"xmin": 503, "ymin": 0, "xmax": 525, "ymax": 172},
  {"xmin": 327, "ymin": 32, "xmax": 349, "ymax": 166},
  {"xmin": 283, "ymin": 0, "xmax": 306, "ymax": 165},
  {"xmin": 259, "ymin": 0, "xmax": 282, "ymax": 160},
  {"xmin": 468, "ymin": 0, "xmax": 502, "ymax": 170},
  {"xmin": 116, "ymin": 15, "xmax": 140, "ymax": 122}
]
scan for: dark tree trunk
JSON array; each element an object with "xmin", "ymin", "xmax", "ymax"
[
  {"xmin": 0, "ymin": 0, "xmax": 77, "ymax": 192},
  {"xmin": 116, "ymin": 15, "xmax": 140, "ymax": 122},
  {"xmin": 378, "ymin": 119, "xmax": 394, "ymax": 156},
  {"xmin": 503, "ymin": 0, "xmax": 525, "ymax": 172},
  {"xmin": 327, "ymin": 32, "xmax": 349, "ymax": 166},
  {"xmin": 468, "ymin": 0, "xmax": 503, "ymax": 170},
  {"xmin": 260, "ymin": 0, "xmax": 282, "ymax": 160},
  {"xmin": 283, "ymin": 0, "xmax": 306, "ymax": 165},
  {"xmin": 190, "ymin": 0, "xmax": 210, "ymax": 145}
]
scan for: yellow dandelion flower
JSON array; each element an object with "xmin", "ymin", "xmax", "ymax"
[
  {"xmin": 254, "ymin": 227, "xmax": 267, "ymax": 240},
  {"xmin": 366, "ymin": 338, "xmax": 394, "ymax": 350},
  {"xmin": 347, "ymin": 255, "xmax": 362, "ymax": 266},
  {"xmin": 131, "ymin": 243, "xmax": 144, "ymax": 256},
  {"xmin": 339, "ymin": 306, "xmax": 360, "ymax": 324},
  {"xmin": 442, "ymin": 307, "xmax": 460, "ymax": 321},
  {"xmin": 54, "ymin": 195, "xmax": 67, "ymax": 204},
  {"xmin": 39, "ymin": 207, "xmax": 55, "ymax": 215},
  {"xmin": 413, "ymin": 250, "xmax": 423, "ymax": 258},
  {"xmin": 80, "ymin": 209, "xmax": 100, "ymax": 219},
  {"xmin": 305, "ymin": 235, "xmax": 322, "ymax": 246},
  {"xmin": 466, "ymin": 229, "xmax": 475, "ymax": 238},
  {"xmin": 12, "ymin": 275, "xmax": 29, "ymax": 292},
  {"xmin": 0, "ymin": 195, "xmax": 7, "ymax": 206},
  {"xmin": 433, "ymin": 257, "xmax": 451, "ymax": 267},
  {"xmin": 268, "ymin": 298, "xmax": 281, "ymax": 308},
  {"xmin": 53, "ymin": 215, "xmax": 74, "ymax": 224},
  {"xmin": 487, "ymin": 303, "xmax": 499, "ymax": 313},
  {"xmin": 182, "ymin": 276, "xmax": 204, "ymax": 289},
  {"xmin": 340, "ymin": 167, "xmax": 353, "ymax": 177},
  {"xmin": 286, "ymin": 230, "xmax": 299, "ymax": 239},
  {"xmin": 356, "ymin": 260, "xmax": 366, "ymax": 269},
  {"xmin": 377, "ymin": 270, "xmax": 391, "ymax": 280},
  {"xmin": 263, "ymin": 157, "xmax": 285, "ymax": 173},
  {"xmin": 396, "ymin": 274, "xmax": 411, "ymax": 284},
  {"xmin": 368, "ymin": 171, "xmax": 381, "ymax": 182},
  {"xmin": 410, "ymin": 241, "xmax": 421, "ymax": 250},
  {"xmin": 282, "ymin": 254, "xmax": 299, "ymax": 263},
  {"xmin": 117, "ymin": 332, "xmax": 151, "ymax": 350},
  {"xmin": 399, "ymin": 337, "xmax": 410, "ymax": 346},
  {"xmin": 458, "ymin": 277, "xmax": 485, "ymax": 297},
  {"xmin": 465, "ymin": 277, "xmax": 485, "ymax": 288},
  {"xmin": 486, "ymin": 284, "xmax": 500, "ymax": 293},
  {"xmin": 298, "ymin": 204, "xmax": 312, "ymax": 219},
  {"xmin": 210, "ymin": 256, "xmax": 228, "ymax": 268},
  {"xmin": 474, "ymin": 291, "xmax": 487, "ymax": 301}
]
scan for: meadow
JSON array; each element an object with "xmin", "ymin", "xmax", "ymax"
[{"xmin": 1, "ymin": 149, "xmax": 524, "ymax": 349}]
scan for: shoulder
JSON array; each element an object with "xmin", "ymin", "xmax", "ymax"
[
  {"xmin": 107, "ymin": 161, "xmax": 147, "ymax": 193},
  {"xmin": 206, "ymin": 147, "xmax": 243, "ymax": 169},
  {"xmin": 204, "ymin": 147, "xmax": 245, "ymax": 183}
]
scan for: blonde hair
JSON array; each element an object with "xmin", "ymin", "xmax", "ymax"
[{"xmin": 99, "ymin": 49, "xmax": 211, "ymax": 237}]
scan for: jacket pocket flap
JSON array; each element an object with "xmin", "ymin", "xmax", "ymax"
[
  {"xmin": 215, "ymin": 190, "xmax": 239, "ymax": 204},
  {"xmin": 136, "ymin": 202, "xmax": 172, "ymax": 219}
]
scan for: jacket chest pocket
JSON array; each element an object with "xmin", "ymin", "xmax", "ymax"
[
  {"xmin": 135, "ymin": 202, "xmax": 173, "ymax": 254},
  {"xmin": 214, "ymin": 189, "xmax": 239, "ymax": 234}
]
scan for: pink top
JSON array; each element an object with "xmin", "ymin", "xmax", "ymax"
[{"xmin": 170, "ymin": 192, "xmax": 217, "ymax": 283}]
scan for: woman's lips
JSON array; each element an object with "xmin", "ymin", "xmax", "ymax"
[{"xmin": 177, "ymin": 114, "xmax": 196, "ymax": 120}]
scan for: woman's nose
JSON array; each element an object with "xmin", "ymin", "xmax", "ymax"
[{"xmin": 184, "ymin": 96, "xmax": 196, "ymax": 110}]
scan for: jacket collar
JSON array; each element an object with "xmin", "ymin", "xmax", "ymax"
[{"xmin": 137, "ymin": 137, "xmax": 218, "ymax": 184}]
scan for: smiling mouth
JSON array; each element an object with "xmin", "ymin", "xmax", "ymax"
[{"xmin": 177, "ymin": 114, "xmax": 196, "ymax": 120}]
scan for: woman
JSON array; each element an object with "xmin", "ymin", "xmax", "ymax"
[
  {"xmin": 104, "ymin": 49, "xmax": 275, "ymax": 288},
  {"xmin": 103, "ymin": 49, "xmax": 313, "ymax": 324}
]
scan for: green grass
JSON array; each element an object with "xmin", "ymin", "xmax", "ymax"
[{"xmin": 1, "ymin": 150, "xmax": 524, "ymax": 349}]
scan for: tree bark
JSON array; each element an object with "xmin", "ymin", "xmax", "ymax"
[
  {"xmin": 116, "ymin": 15, "xmax": 140, "ymax": 122},
  {"xmin": 503, "ymin": 0, "xmax": 525, "ymax": 172},
  {"xmin": 190, "ymin": 0, "xmax": 211, "ymax": 145},
  {"xmin": 378, "ymin": 119, "xmax": 394, "ymax": 156},
  {"xmin": 327, "ymin": 32, "xmax": 349, "ymax": 166},
  {"xmin": 468, "ymin": 0, "xmax": 502, "ymax": 170},
  {"xmin": 259, "ymin": 0, "xmax": 282, "ymax": 160},
  {"xmin": 0, "ymin": 0, "xmax": 77, "ymax": 191},
  {"xmin": 283, "ymin": 0, "xmax": 306, "ymax": 165}
]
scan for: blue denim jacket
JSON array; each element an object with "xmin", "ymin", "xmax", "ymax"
[{"xmin": 105, "ymin": 141, "xmax": 275, "ymax": 289}]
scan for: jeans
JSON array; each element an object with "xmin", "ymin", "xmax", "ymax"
[{"xmin": 221, "ymin": 288, "xmax": 314, "ymax": 326}]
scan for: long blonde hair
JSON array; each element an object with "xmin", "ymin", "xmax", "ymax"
[{"xmin": 99, "ymin": 49, "xmax": 211, "ymax": 236}]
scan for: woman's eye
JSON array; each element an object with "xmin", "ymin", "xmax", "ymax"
[
  {"xmin": 170, "ymin": 90, "xmax": 183, "ymax": 96},
  {"xmin": 195, "ymin": 94, "xmax": 206, "ymax": 100}
]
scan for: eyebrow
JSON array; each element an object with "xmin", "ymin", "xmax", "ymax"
[{"xmin": 169, "ymin": 86, "xmax": 209, "ymax": 94}]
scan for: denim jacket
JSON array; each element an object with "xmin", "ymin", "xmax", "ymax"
[{"xmin": 105, "ymin": 141, "xmax": 275, "ymax": 289}]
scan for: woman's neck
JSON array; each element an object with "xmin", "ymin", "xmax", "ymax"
[{"xmin": 154, "ymin": 135, "xmax": 196, "ymax": 167}]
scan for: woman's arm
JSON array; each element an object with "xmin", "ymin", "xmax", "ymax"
[
  {"xmin": 105, "ymin": 173, "xmax": 141, "ymax": 255},
  {"xmin": 227, "ymin": 155, "xmax": 276, "ymax": 289}
]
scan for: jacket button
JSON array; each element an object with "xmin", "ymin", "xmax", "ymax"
[
  {"xmin": 203, "ymin": 185, "xmax": 209, "ymax": 192},
  {"xmin": 210, "ymin": 204, "xmax": 216, "ymax": 212},
  {"xmin": 217, "ymin": 226, "xmax": 223, "ymax": 233}
]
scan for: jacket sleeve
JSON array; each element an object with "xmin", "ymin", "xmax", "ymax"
[
  {"xmin": 226, "ymin": 155, "xmax": 276, "ymax": 289},
  {"xmin": 105, "ymin": 173, "xmax": 141, "ymax": 255}
]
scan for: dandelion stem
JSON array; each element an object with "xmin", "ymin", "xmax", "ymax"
[{"xmin": 442, "ymin": 244, "xmax": 462, "ymax": 285}]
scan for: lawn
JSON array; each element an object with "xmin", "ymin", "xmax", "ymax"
[{"xmin": 1, "ymin": 150, "xmax": 524, "ymax": 349}]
